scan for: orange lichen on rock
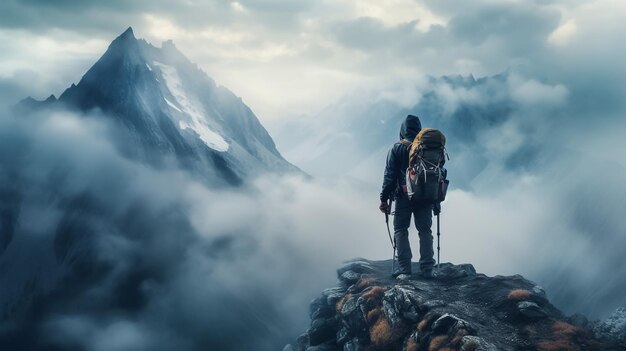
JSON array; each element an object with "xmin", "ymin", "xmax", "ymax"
[
  {"xmin": 367, "ymin": 307, "xmax": 382, "ymax": 323},
  {"xmin": 536, "ymin": 321, "xmax": 582, "ymax": 351},
  {"xmin": 451, "ymin": 328, "xmax": 469, "ymax": 345},
  {"xmin": 336, "ymin": 293, "xmax": 351, "ymax": 312},
  {"xmin": 428, "ymin": 335, "xmax": 448, "ymax": 351},
  {"xmin": 406, "ymin": 337, "xmax": 418, "ymax": 351},
  {"xmin": 417, "ymin": 313, "xmax": 439, "ymax": 332},
  {"xmin": 370, "ymin": 317, "xmax": 403, "ymax": 349},
  {"xmin": 356, "ymin": 276, "xmax": 376, "ymax": 289},
  {"xmin": 552, "ymin": 321, "xmax": 580, "ymax": 336},
  {"xmin": 370, "ymin": 317, "xmax": 391, "ymax": 346},
  {"xmin": 507, "ymin": 289, "xmax": 532, "ymax": 301},
  {"xmin": 362, "ymin": 286, "xmax": 386, "ymax": 303},
  {"xmin": 536, "ymin": 339, "xmax": 577, "ymax": 351}
]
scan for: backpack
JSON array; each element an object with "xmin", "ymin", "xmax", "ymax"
[{"xmin": 404, "ymin": 128, "xmax": 449, "ymax": 202}]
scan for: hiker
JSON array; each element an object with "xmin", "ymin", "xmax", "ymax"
[{"xmin": 379, "ymin": 114, "xmax": 437, "ymax": 280}]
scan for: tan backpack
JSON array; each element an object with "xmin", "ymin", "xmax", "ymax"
[{"xmin": 405, "ymin": 128, "xmax": 449, "ymax": 202}]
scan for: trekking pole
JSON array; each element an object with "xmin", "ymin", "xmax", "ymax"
[
  {"xmin": 436, "ymin": 212, "xmax": 441, "ymax": 274},
  {"xmin": 384, "ymin": 198, "xmax": 396, "ymax": 275}
]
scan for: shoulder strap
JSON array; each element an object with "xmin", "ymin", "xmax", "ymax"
[{"xmin": 396, "ymin": 139, "xmax": 412, "ymax": 146}]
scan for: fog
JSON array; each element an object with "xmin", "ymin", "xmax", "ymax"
[
  {"xmin": 0, "ymin": 109, "xmax": 396, "ymax": 350},
  {"xmin": 1, "ymin": 82, "xmax": 625, "ymax": 350},
  {"xmin": 274, "ymin": 69, "xmax": 626, "ymax": 321}
]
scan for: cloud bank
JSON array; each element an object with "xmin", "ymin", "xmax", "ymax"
[
  {"xmin": 0, "ymin": 108, "xmax": 401, "ymax": 350},
  {"xmin": 1, "ymin": 0, "xmax": 625, "ymax": 123}
]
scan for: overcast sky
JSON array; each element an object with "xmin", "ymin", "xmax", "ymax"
[{"xmin": 1, "ymin": 0, "xmax": 625, "ymax": 123}]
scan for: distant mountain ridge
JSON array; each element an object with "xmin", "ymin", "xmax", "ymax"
[
  {"xmin": 19, "ymin": 27, "xmax": 297, "ymax": 185},
  {"xmin": 275, "ymin": 73, "xmax": 539, "ymax": 190}
]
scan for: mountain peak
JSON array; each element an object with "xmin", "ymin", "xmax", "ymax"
[
  {"xmin": 285, "ymin": 259, "xmax": 622, "ymax": 350},
  {"xmin": 161, "ymin": 39, "xmax": 181, "ymax": 54},
  {"xmin": 120, "ymin": 26, "xmax": 135, "ymax": 39},
  {"xmin": 108, "ymin": 27, "xmax": 138, "ymax": 50}
]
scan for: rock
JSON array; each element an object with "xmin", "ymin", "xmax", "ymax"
[
  {"xmin": 311, "ymin": 306, "xmax": 334, "ymax": 321},
  {"xmin": 340, "ymin": 296, "xmax": 358, "ymax": 316},
  {"xmin": 568, "ymin": 313, "xmax": 589, "ymax": 328},
  {"xmin": 339, "ymin": 270, "xmax": 361, "ymax": 285},
  {"xmin": 422, "ymin": 299, "xmax": 446, "ymax": 309},
  {"xmin": 308, "ymin": 317, "xmax": 338, "ymax": 346},
  {"xmin": 382, "ymin": 286, "xmax": 423, "ymax": 326},
  {"xmin": 337, "ymin": 260, "xmax": 376, "ymax": 277},
  {"xmin": 343, "ymin": 337, "xmax": 366, "ymax": 351},
  {"xmin": 436, "ymin": 263, "xmax": 476, "ymax": 280},
  {"xmin": 593, "ymin": 307, "xmax": 626, "ymax": 347},
  {"xmin": 289, "ymin": 260, "xmax": 622, "ymax": 351},
  {"xmin": 460, "ymin": 336, "xmax": 498, "ymax": 351},
  {"xmin": 532, "ymin": 285, "xmax": 546, "ymax": 299},
  {"xmin": 382, "ymin": 298, "xmax": 401, "ymax": 326},
  {"xmin": 336, "ymin": 326, "xmax": 351, "ymax": 345},
  {"xmin": 402, "ymin": 331, "xmax": 420, "ymax": 351},
  {"xmin": 323, "ymin": 287, "xmax": 346, "ymax": 307},
  {"xmin": 311, "ymin": 296, "xmax": 334, "ymax": 320},
  {"xmin": 431, "ymin": 313, "xmax": 475, "ymax": 334},
  {"xmin": 306, "ymin": 341, "xmax": 337, "ymax": 351},
  {"xmin": 516, "ymin": 301, "xmax": 547, "ymax": 319},
  {"xmin": 296, "ymin": 333, "xmax": 310, "ymax": 351},
  {"xmin": 340, "ymin": 296, "xmax": 366, "ymax": 331}
]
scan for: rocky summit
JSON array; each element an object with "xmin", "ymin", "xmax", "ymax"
[{"xmin": 285, "ymin": 259, "xmax": 624, "ymax": 351}]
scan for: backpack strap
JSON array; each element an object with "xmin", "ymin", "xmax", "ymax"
[{"xmin": 397, "ymin": 139, "xmax": 412, "ymax": 147}]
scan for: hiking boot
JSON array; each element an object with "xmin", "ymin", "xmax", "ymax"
[
  {"xmin": 396, "ymin": 274, "xmax": 411, "ymax": 281},
  {"xmin": 421, "ymin": 270, "xmax": 435, "ymax": 279}
]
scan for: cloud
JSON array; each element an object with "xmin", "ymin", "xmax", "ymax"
[
  {"xmin": 0, "ymin": 108, "xmax": 395, "ymax": 350},
  {"xmin": 278, "ymin": 66, "xmax": 626, "ymax": 320},
  {"xmin": 1, "ymin": 0, "xmax": 626, "ymax": 342},
  {"xmin": 3, "ymin": 0, "xmax": 621, "ymax": 122},
  {"xmin": 547, "ymin": 18, "xmax": 577, "ymax": 46}
]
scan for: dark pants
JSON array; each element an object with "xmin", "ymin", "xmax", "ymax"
[{"xmin": 393, "ymin": 196, "xmax": 435, "ymax": 274}]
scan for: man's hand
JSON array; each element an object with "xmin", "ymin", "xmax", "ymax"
[
  {"xmin": 433, "ymin": 202, "xmax": 441, "ymax": 216},
  {"xmin": 379, "ymin": 201, "xmax": 389, "ymax": 214}
]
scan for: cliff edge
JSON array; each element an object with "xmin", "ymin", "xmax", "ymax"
[{"xmin": 285, "ymin": 259, "xmax": 624, "ymax": 351}]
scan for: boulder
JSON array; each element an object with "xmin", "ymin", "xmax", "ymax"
[
  {"xmin": 516, "ymin": 301, "xmax": 547, "ymax": 319},
  {"xmin": 431, "ymin": 313, "xmax": 476, "ymax": 334},
  {"xmin": 460, "ymin": 336, "xmax": 498, "ymax": 351},
  {"xmin": 339, "ymin": 270, "xmax": 361, "ymax": 285},
  {"xmin": 308, "ymin": 317, "xmax": 338, "ymax": 346},
  {"xmin": 383, "ymin": 286, "xmax": 423, "ymax": 325},
  {"xmin": 593, "ymin": 307, "xmax": 626, "ymax": 347},
  {"xmin": 337, "ymin": 260, "xmax": 376, "ymax": 276},
  {"xmin": 343, "ymin": 337, "xmax": 367, "ymax": 351}
]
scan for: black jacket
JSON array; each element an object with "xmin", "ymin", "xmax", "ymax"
[{"xmin": 380, "ymin": 115, "xmax": 422, "ymax": 202}]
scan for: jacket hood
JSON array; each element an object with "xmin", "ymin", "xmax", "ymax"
[{"xmin": 399, "ymin": 114, "xmax": 422, "ymax": 140}]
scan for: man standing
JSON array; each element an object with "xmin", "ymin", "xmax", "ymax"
[{"xmin": 379, "ymin": 114, "xmax": 436, "ymax": 280}]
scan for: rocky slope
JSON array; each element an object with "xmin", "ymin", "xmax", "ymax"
[
  {"xmin": 15, "ymin": 27, "xmax": 297, "ymax": 185},
  {"xmin": 286, "ymin": 259, "xmax": 624, "ymax": 351}
]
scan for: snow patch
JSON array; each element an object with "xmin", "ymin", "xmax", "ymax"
[
  {"xmin": 164, "ymin": 98, "xmax": 182, "ymax": 113},
  {"xmin": 153, "ymin": 61, "xmax": 229, "ymax": 152}
]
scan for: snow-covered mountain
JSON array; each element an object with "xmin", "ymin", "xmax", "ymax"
[
  {"xmin": 1, "ymin": 28, "xmax": 305, "ymax": 350},
  {"xmin": 22, "ymin": 27, "xmax": 297, "ymax": 185}
]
